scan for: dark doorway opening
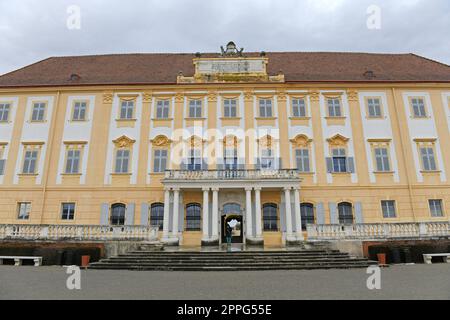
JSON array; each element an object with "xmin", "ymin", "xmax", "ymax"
[{"xmin": 221, "ymin": 214, "xmax": 243, "ymax": 244}]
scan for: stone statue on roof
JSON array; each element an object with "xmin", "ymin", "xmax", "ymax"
[{"xmin": 220, "ymin": 41, "xmax": 244, "ymax": 57}]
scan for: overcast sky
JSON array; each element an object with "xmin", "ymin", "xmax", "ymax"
[{"xmin": 0, "ymin": 0, "xmax": 449, "ymax": 75}]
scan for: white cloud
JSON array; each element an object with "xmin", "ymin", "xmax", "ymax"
[{"xmin": 0, "ymin": 0, "xmax": 449, "ymax": 75}]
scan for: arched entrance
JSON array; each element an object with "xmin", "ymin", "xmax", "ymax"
[{"xmin": 221, "ymin": 203, "xmax": 243, "ymax": 244}]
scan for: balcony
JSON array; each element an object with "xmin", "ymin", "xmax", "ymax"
[
  {"xmin": 164, "ymin": 169, "xmax": 301, "ymax": 181},
  {"xmin": 306, "ymin": 222, "xmax": 450, "ymax": 240},
  {"xmin": 0, "ymin": 224, "xmax": 159, "ymax": 242}
]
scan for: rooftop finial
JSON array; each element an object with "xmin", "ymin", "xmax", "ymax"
[{"xmin": 220, "ymin": 41, "xmax": 244, "ymax": 57}]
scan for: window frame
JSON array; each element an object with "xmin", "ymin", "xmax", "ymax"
[
  {"xmin": 428, "ymin": 199, "xmax": 444, "ymax": 217},
  {"xmin": 119, "ymin": 99, "xmax": 135, "ymax": 120},
  {"xmin": 295, "ymin": 148, "xmax": 310, "ymax": 173},
  {"xmin": 21, "ymin": 146, "xmax": 41, "ymax": 175},
  {"xmin": 31, "ymin": 101, "xmax": 47, "ymax": 122},
  {"xmin": 327, "ymin": 98, "xmax": 342, "ymax": 117},
  {"xmin": 263, "ymin": 203, "xmax": 279, "ymax": 231},
  {"xmin": 185, "ymin": 203, "xmax": 202, "ymax": 231},
  {"xmin": 291, "ymin": 98, "xmax": 307, "ymax": 118},
  {"xmin": 188, "ymin": 99, "xmax": 203, "ymax": 118},
  {"xmin": 153, "ymin": 148, "xmax": 168, "ymax": 173},
  {"xmin": 17, "ymin": 202, "xmax": 31, "ymax": 220},
  {"xmin": 155, "ymin": 99, "xmax": 170, "ymax": 119},
  {"xmin": 71, "ymin": 100, "xmax": 88, "ymax": 121},
  {"xmin": 259, "ymin": 99, "xmax": 273, "ymax": 118},
  {"xmin": 150, "ymin": 203, "xmax": 165, "ymax": 230},
  {"xmin": 419, "ymin": 145, "xmax": 437, "ymax": 172},
  {"xmin": 381, "ymin": 200, "xmax": 396, "ymax": 218},
  {"xmin": 61, "ymin": 202, "xmax": 76, "ymax": 220},
  {"xmin": 110, "ymin": 203, "xmax": 126, "ymax": 226},
  {"xmin": 374, "ymin": 146, "xmax": 391, "ymax": 172},
  {"xmin": 300, "ymin": 203, "xmax": 315, "ymax": 231},
  {"xmin": 338, "ymin": 202, "xmax": 353, "ymax": 225},
  {"xmin": 331, "ymin": 148, "xmax": 347, "ymax": 173},
  {"xmin": 0, "ymin": 102, "xmax": 11, "ymax": 122},
  {"xmin": 410, "ymin": 97, "xmax": 427, "ymax": 118},
  {"xmin": 366, "ymin": 97, "xmax": 383, "ymax": 118},
  {"xmin": 223, "ymin": 98, "xmax": 238, "ymax": 118},
  {"xmin": 114, "ymin": 148, "xmax": 131, "ymax": 174}
]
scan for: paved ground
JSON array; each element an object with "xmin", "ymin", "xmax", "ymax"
[{"xmin": 0, "ymin": 264, "xmax": 449, "ymax": 300}]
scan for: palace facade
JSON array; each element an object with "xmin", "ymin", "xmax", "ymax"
[{"xmin": 0, "ymin": 42, "xmax": 450, "ymax": 247}]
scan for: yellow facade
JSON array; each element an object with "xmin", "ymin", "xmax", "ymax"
[{"xmin": 0, "ymin": 46, "xmax": 450, "ymax": 248}]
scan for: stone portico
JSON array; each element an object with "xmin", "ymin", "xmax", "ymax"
[{"xmin": 161, "ymin": 169, "xmax": 304, "ymax": 247}]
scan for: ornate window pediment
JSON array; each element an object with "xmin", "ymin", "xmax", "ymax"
[
  {"xmin": 223, "ymin": 135, "xmax": 238, "ymax": 148},
  {"xmin": 257, "ymin": 135, "xmax": 274, "ymax": 148},
  {"xmin": 290, "ymin": 134, "xmax": 312, "ymax": 148},
  {"xmin": 113, "ymin": 135, "xmax": 136, "ymax": 148},
  {"xmin": 150, "ymin": 135, "xmax": 172, "ymax": 147},
  {"xmin": 327, "ymin": 134, "xmax": 349, "ymax": 146},
  {"xmin": 188, "ymin": 135, "xmax": 205, "ymax": 148}
]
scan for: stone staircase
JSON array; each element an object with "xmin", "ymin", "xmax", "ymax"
[{"xmin": 89, "ymin": 248, "xmax": 377, "ymax": 271}]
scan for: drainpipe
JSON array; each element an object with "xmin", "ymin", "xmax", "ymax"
[
  {"xmin": 39, "ymin": 91, "xmax": 61, "ymax": 224},
  {"xmin": 391, "ymin": 88, "xmax": 417, "ymax": 222}
]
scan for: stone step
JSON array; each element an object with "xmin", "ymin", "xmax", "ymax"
[
  {"xmin": 104, "ymin": 256, "xmax": 360, "ymax": 263},
  {"xmin": 93, "ymin": 260, "xmax": 372, "ymax": 266}
]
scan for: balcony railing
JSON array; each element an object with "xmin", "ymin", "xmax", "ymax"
[
  {"xmin": 164, "ymin": 169, "xmax": 301, "ymax": 180},
  {"xmin": 307, "ymin": 222, "xmax": 450, "ymax": 240},
  {"xmin": 0, "ymin": 224, "xmax": 159, "ymax": 242}
]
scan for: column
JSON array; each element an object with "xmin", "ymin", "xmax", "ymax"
[
  {"xmin": 293, "ymin": 187, "xmax": 304, "ymax": 240},
  {"xmin": 254, "ymin": 187, "xmax": 262, "ymax": 239},
  {"xmin": 284, "ymin": 187, "xmax": 294, "ymax": 240},
  {"xmin": 162, "ymin": 188, "xmax": 171, "ymax": 240},
  {"xmin": 202, "ymin": 187, "xmax": 210, "ymax": 241},
  {"xmin": 171, "ymin": 188, "xmax": 180, "ymax": 238},
  {"xmin": 211, "ymin": 187, "xmax": 219, "ymax": 241},
  {"xmin": 245, "ymin": 187, "xmax": 253, "ymax": 239}
]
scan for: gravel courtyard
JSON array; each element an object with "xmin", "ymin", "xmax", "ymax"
[{"xmin": 0, "ymin": 264, "xmax": 449, "ymax": 300}]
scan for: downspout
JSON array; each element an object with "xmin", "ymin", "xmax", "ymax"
[
  {"xmin": 39, "ymin": 91, "xmax": 61, "ymax": 224},
  {"xmin": 391, "ymin": 88, "xmax": 417, "ymax": 222}
]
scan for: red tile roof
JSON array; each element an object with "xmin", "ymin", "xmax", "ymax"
[{"xmin": 0, "ymin": 52, "xmax": 449, "ymax": 88}]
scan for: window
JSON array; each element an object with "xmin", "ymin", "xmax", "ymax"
[
  {"xmin": 224, "ymin": 147, "xmax": 238, "ymax": 170},
  {"xmin": 188, "ymin": 149, "xmax": 202, "ymax": 171},
  {"xmin": 223, "ymin": 203, "xmax": 241, "ymax": 214},
  {"xmin": 338, "ymin": 202, "xmax": 353, "ymax": 225},
  {"xmin": 332, "ymin": 148, "xmax": 347, "ymax": 173},
  {"xmin": 263, "ymin": 203, "xmax": 278, "ymax": 231},
  {"xmin": 186, "ymin": 203, "xmax": 201, "ymax": 231},
  {"xmin": 65, "ymin": 149, "xmax": 80, "ymax": 174},
  {"xmin": 110, "ymin": 203, "xmax": 125, "ymax": 225},
  {"xmin": 374, "ymin": 147, "xmax": 391, "ymax": 172},
  {"xmin": 189, "ymin": 100, "xmax": 202, "ymax": 118},
  {"xmin": 381, "ymin": 200, "xmax": 396, "ymax": 218},
  {"xmin": 17, "ymin": 202, "xmax": 31, "ymax": 220},
  {"xmin": 367, "ymin": 98, "xmax": 382, "ymax": 118},
  {"xmin": 150, "ymin": 203, "xmax": 164, "ymax": 230},
  {"xmin": 327, "ymin": 98, "xmax": 342, "ymax": 117},
  {"xmin": 420, "ymin": 147, "xmax": 437, "ymax": 171},
  {"xmin": 115, "ymin": 149, "xmax": 130, "ymax": 173},
  {"xmin": 411, "ymin": 98, "xmax": 426, "ymax": 118},
  {"xmin": 259, "ymin": 99, "xmax": 273, "ymax": 118},
  {"xmin": 156, "ymin": 100, "xmax": 170, "ymax": 119},
  {"xmin": 120, "ymin": 100, "xmax": 134, "ymax": 119},
  {"xmin": 292, "ymin": 98, "xmax": 306, "ymax": 117},
  {"xmin": 223, "ymin": 99, "xmax": 237, "ymax": 118},
  {"xmin": 295, "ymin": 149, "xmax": 310, "ymax": 172},
  {"xmin": 22, "ymin": 150, "xmax": 38, "ymax": 174},
  {"xmin": 260, "ymin": 149, "xmax": 275, "ymax": 169},
  {"xmin": 0, "ymin": 147, "xmax": 5, "ymax": 176},
  {"xmin": 0, "ymin": 103, "xmax": 10, "ymax": 122},
  {"xmin": 61, "ymin": 203, "xmax": 75, "ymax": 220},
  {"xmin": 72, "ymin": 101, "xmax": 87, "ymax": 121},
  {"xmin": 429, "ymin": 199, "xmax": 444, "ymax": 217},
  {"xmin": 153, "ymin": 149, "xmax": 168, "ymax": 173},
  {"xmin": 31, "ymin": 102, "xmax": 46, "ymax": 121},
  {"xmin": 300, "ymin": 203, "xmax": 315, "ymax": 231}
]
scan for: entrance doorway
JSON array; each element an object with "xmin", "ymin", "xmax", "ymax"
[{"xmin": 221, "ymin": 214, "xmax": 243, "ymax": 244}]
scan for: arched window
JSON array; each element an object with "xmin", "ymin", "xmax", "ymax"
[
  {"xmin": 111, "ymin": 203, "xmax": 126, "ymax": 225},
  {"xmin": 263, "ymin": 203, "xmax": 278, "ymax": 231},
  {"xmin": 223, "ymin": 203, "xmax": 241, "ymax": 215},
  {"xmin": 338, "ymin": 202, "xmax": 353, "ymax": 225},
  {"xmin": 186, "ymin": 203, "xmax": 201, "ymax": 231},
  {"xmin": 300, "ymin": 203, "xmax": 315, "ymax": 231},
  {"xmin": 150, "ymin": 203, "xmax": 164, "ymax": 231}
]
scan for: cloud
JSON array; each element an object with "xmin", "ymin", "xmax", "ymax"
[{"xmin": 0, "ymin": 0, "xmax": 449, "ymax": 75}]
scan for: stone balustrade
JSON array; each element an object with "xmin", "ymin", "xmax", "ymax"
[
  {"xmin": 0, "ymin": 224, "xmax": 159, "ymax": 241},
  {"xmin": 164, "ymin": 169, "xmax": 300, "ymax": 180},
  {"xmin": 307, "ymin": 222, "xmax": 450, "ymax": 240}
]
